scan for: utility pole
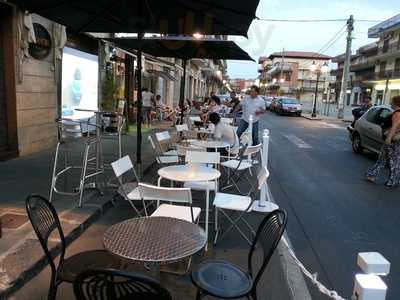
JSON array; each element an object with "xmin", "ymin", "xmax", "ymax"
[{"xmin": 337, "ymin": 15, "xmax": 354, "ymax": 119}]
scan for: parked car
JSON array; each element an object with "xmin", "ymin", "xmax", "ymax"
[
  {"xmin": 275, "ymin": 98, "xmax": 302, "ymax": 116},
  {"xmin": 348, "ymin": 105, "xmax": 393, "ymax": 154}
]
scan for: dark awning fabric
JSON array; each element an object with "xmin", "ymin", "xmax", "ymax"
[
  {"xmin": 8, "ymin": 0, "xmax": 260, "ymax": 36},
  {"xmin": 105, "ymin": 38, "xmax": 255, "ymax": 61}
]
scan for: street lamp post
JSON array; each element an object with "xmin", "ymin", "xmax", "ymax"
[{"xmin": 310, "ymin": 61, "xmax": 329, "ymax": 118}]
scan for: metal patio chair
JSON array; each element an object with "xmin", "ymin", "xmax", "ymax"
[
  {"xmin": 214, "ymin": 167, "xmax": 270, "ymax": 246},
  {"xmin": 148, "ymin": 135, "xmax": 179, "ymax": 165},
  {"xmin": 220, "ymin": 144, "xmax": 262, "ymax": 194},
  {"xmin": 155, "ymin": 131, "xmax": 178, "ymax": 156},
  {"xmin": 73, "ymin": 268, "xmax": 172, "ymax": 300},
  {"xmin": 26, "ymin": 195, "xmax": 122, "ymax": 300},
  {"xmin": 138, "ymin": 183, "xmax": 201, "ymax": 274},
  {"xmin": 191, "ymin": 209, "xmax": 287, "ymax": 300}
]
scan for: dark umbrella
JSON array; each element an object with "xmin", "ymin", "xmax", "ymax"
[
  {"xmin": 8, "ymin": 0, "xmax": 259, "ymax": 36},
  {"xmin": 8, "ymin": 0, "xmax": 260, "ymax": 163},
  {"xmin": 106, "ymin": 37, "xmax": 254, "ymax": 124}
]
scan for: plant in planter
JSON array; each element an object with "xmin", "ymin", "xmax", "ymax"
[{"xmin": 101, "ymin": 72, "xmax": 117, "ymax": 111}]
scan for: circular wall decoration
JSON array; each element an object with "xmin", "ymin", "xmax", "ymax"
[{"xmin": 28, "ymin": 23, "xmax": 52, "ymax": 60}]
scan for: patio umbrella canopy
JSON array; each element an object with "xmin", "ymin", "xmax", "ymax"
[
  {"xmin": 105, "ymin": 38, "xmax": 255, "ymax": 61},
  {"xmin": 7, "ymin": 0, "xmax": 260, "ymax": 36}
]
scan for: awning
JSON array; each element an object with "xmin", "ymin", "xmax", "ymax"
[{"xmin": 147, "ymin": 69, "xmax": 176, "ymax": 81}]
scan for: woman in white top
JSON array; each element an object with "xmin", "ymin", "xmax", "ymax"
[{"xmin": 209, "ymin": 112, "xmax": 239, "ymax": 156}]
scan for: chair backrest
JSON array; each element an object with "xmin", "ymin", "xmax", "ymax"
[
  {"xmin": 248, "ymin": 210, "xmax": 287, "ymax": 294},
  {"xmin": 176, "ymin": 144, "xmax": 205, "ymax": 156},
  {"xmin": 155, "ymin": 131, "xmax": 171, "ymax": 142},
  {"xmin": 111, "ymin": 155, "xmax": 134, "ymax": 178},
  {"xmin": 175, "ymin": 124, "xmax": 189, "ymax": 132},
  {"xmin": 189, "ymin": 116, "xmax": 202, "ymax": 123},
  {"xmin": 138, "ymin": 183, "xmax": 192, "ymax": 204},
  {"xmin": 244, "ymin": 143, "xmax": 262, "ymax": 156},
  {"xmin": 185, "ymin": 151, "xmax": 220, "ymax": 165},
  {"xmin": 26, "ymin": 195, "xmax": 66, "ymax": 285},
  {"xmin": 73, "ymin": 268, "xmax": 172, "ymax": 300}
]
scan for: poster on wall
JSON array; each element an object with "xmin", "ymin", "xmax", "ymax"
[{"xmin": 62, "ymin": 47, "xmax": 98, "ymax": 120}]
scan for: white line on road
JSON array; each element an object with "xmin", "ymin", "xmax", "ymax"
[
  {"xmin": 320, "ymin": 122, "xmax": 346, "ymax": 130},
  {"xmin": 283, "ymin": 134, "xmax": 312, "ymax": 149}
]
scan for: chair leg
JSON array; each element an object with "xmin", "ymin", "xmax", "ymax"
[
  {"xmin": 47, "ymin": 283, "xmax": 58, "ymax": 300},
  {"xmin": 196, "ymin": 288, "xmax": 203, "ymax": 300},
  {"xmin": 78, "ymin": 144, "xmax": 90, "ymax": 207},
  {"xmin": 49, "ymin": 143, "xmax": 61, "ymax": 203}
]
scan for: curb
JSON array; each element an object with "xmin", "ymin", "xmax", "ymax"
[
  {"xmin": 268, "ymin": 188, "xmax": 312, "ymax": 300},
  {"xmin": 0, "ymin": 162, "xmax": 155, "ymax": 299},
  {"xmin": 301, "ymin": 115, "xmax": 323, "ymax": 121}
]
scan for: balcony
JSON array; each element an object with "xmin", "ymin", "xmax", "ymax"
[
  {"xmin": 375, "ymin": 69, "xmax": 400, "ymax": 80},
  {"xmin": 375, "ymin": 42, "xmax": 400, "ymax": 60}
]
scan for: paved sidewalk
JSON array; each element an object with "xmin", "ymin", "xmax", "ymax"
[
  {"xmin": 0, "ymin": 121, "xmax": 175, "ymax": 298},
  {"xmin": 13, "ymin": 165, "xmax": 309, "ymax": 300},
  {"xmin": 301, "ymin": 100, "xmax": 354, "ymax": 122}
]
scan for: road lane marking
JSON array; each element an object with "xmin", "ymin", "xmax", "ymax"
[
  {"xmin": 283, "ymin": 134, "xmax": 312, "ymax": 149},
  {"xmin": 321, "ymin": 122, "xmax": 346, "ymax": 130}
]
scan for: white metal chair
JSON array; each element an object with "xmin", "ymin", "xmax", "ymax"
[
  {"xmin": 220, "ymin": 144, "xmax": 262, "ymax": 194},
  {"xmin": 155, "ymin": 131, "xmax": 178, "ymax": 156},
  {"xmin": 111, "ymin": 155, "xmax": 148, "ymax": 216},
  {"xmin": 138, "ymin": 183, "xmax": 201, "ymax": 274},
  {"xmin": 148, "ymin": 135, "xmax": 179, "ymax": 165},
  {"xmin": 138, "ymin": 183, "xmax": 201, "ymax": 223},
  {"xmin": 183, "ymin": 151, "xmax": 220, "ymax": 197},
  {"xmin": 214, "ymin": 167, "xmax": 270, "ymax": 245}
]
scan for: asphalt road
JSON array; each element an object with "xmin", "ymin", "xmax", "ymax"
[{"xmin": 260, "ymin": 112, "xmax": 400, "ymax": 300}]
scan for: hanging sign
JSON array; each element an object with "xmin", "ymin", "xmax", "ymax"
[{"xmin": 29, "ymin": 23, "xmax": 52, "ymax": 60}]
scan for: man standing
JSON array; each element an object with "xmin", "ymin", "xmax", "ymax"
[
  {"xmin": 142, "ymin": 88, "xmax": 154, "ymax": 127},
  {"xmin": 236, "ymin": 85, "xmax": 266, "ymax": 145}
]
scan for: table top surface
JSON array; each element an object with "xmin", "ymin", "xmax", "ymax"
[
  {"xmin": 158, "ymin": 164, "xmax": 221, "ymax": 182},
  {"xmin": 103, "ymin": 216, "xmax": 206, "ymax": 263},
  {"xmin": 190, "ymin": 140, "xmax": 230, "ymax": 149}
]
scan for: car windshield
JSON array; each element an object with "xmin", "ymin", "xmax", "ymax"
[{"xmin": 282, "ymin": 99, "xmax": 300, "ymax": 104}]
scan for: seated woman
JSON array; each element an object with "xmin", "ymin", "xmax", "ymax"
[
  {"xmin": 203, "ymin": 95, "xmax": 221, "ymax": 122},
  {"xmin": 209, "ymin": 112, "xmax": 239, "ymax": 156}
]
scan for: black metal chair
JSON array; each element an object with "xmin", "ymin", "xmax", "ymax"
[
  {"xmin": 73, "ymin": 268, "xmax": 172, "ymax": 300},
  {"xmin": 26, "ymin": 194, "xmax": 123, "ymax": 300},
  {"xmin": 191, "ymin": 209, "xmax": 287, "ymax": 300}
]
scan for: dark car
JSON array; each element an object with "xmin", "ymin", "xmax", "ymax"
[{"xmin": 275, "ymin": 98, "xmax": 302, "ymax": 116}]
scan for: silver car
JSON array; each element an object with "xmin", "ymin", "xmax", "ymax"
[{"xmin": 348, "ymin": 105, "xmax": 393, "ymax": 154}]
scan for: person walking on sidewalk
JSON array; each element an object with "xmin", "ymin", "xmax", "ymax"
[
  {"xmin": 366, "ymin": 96, "xmax": 400, "ymax": 187},
  {"xmin": 235, "ymin": 85, "xmax": 266, "ymax": 145},
  {"xmin": 142, "ymin": 88, "xmax": 154, "ymax": 127}
]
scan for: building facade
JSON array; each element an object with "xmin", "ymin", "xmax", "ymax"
[
  {"xmin": 333, "ymin": 14, "xmax": 400, "ymax": 106},
  {"xmin": 258, "ymin": 51, "xmax": 334, "ymax": 103}
]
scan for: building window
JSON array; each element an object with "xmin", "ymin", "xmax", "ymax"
[
  {"xmin": 382, "ymin": 39, "xmax": 389, "ymax": 53},
  {"xmin": 379, "ymin": 61, "xmax": 387, "ymax": 78}
]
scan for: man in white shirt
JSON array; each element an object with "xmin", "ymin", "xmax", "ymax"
[
  {"xmin": 235, "ymin": 85, "xmax": 266, "ymax": 145},
  {"xmin": 209, "ymin": 112, "xmax": 239, "ymax": 155},
  {"xmin": 142, "ymin": 88, "xmax": 154, "ymax": 126}
]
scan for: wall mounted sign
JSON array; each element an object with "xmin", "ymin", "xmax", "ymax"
[{"xmin": 29, "ymin": 23, "xmax": 52, "ymax": 60}]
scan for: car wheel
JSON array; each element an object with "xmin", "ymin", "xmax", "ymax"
[
  {"xmin": 297, "ymin": 112, "xmax": 302, "ymax": 117},
  {"xmin": 352, "ymin": 132, "xmax": 364, "ymax": 154}
]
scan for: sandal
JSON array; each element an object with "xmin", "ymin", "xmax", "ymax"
[{"xmin": 365, "ymin": 176, "xmax": 376, "ymax": 183}]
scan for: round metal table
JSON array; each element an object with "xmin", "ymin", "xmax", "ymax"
[
  {"xmin": 104, "ymin": 216, "xmax": 206, "ymax": 263},
  {"xmin": 190, "ymin": 140, "xmax": 230, "ymax": 150},
  {"xmin": 157, "ymin": 165, "xmax": 221, "ymax": 251}
]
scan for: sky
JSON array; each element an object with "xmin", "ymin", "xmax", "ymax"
[{"xmin": 227, "ymin": 0, "xmax": 400, "ymax": 79}]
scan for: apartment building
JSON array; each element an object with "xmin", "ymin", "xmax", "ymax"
[
  {"xmin": 258, "ymin": 51, "xmax": 334, "ymax": 102},
  {"xmin": 333, "ymin": 14, "xmax": 400, "ymax": 106}
]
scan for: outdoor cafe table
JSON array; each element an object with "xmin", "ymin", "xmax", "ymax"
[
  {"xmin": 103, "ymin": 216, "xmax": 206, "ymax": 275},
  {"xmin": 190, "ymin": 140, "xmax": 230, "ymax": 152},
  {"xmin": 157, "ymin": 164, "xmax": 221, "ymax": 251}
]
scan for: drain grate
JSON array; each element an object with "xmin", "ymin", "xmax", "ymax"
[{"xmin": 1, "ymin": 213, "xmax": 29, "ymax": 229}]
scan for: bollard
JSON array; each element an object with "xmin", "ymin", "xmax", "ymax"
[
  {"xmin": 252, "ymin": 129, "xmax": 279, "ymax": 212},
  {"xmin": 352, "ymin": 252, "xmax": 390, "ymax": 300}
]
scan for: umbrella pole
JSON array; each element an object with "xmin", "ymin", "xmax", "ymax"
[
  {"xmin": 179, "ymin": 59, "xmax": 187, "ymax": 125},
  {"xmin": 136, "ymin": 32, "xmax": 143, "ymax": 164}
]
